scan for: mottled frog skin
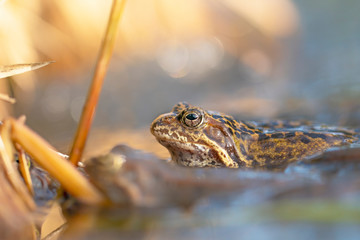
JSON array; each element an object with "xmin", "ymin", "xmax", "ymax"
[{"xmin": 151, "ymin": 102, "xmax": 359, "ymax": 169}]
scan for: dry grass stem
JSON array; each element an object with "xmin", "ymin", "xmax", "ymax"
[
  {"xmin": 0, "ymin": 170, "xmax": 36, "ymax": 240},
  {"xmin": 16, "ymin": 144, "xmax": 34, "ymax": 195},
  {"xmin": 9, "ymin": 118, "xmax": 104, "ymax": 205},
  {"xmin": 0, "ymin": 61, "xmax": 54, "ymax": 79},
  {"xmin": 0, "ymin": 121, "xmax": 35, "ymax": 210},
  {"xmin": 0, "ymin": 94, "xmax": 16, "ymax": 104},
  {"xmin": 69, "ymin": 0, "xmax": 127, "ymax": 165}
]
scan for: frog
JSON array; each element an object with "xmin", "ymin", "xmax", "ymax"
[{"xmin": 151, "ymin": 102, "xmax": 359, "ymax": 169}]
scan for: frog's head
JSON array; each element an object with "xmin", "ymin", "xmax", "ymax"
[{"xmin": 150, "ymin": 102, "xmax": 241, "ymax": 168}]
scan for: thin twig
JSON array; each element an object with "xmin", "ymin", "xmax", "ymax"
[{"xmin": 69, "ymin": 0, "xmax": 127, "ymax": 165}]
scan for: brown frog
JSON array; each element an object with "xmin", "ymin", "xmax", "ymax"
[{"xmin": 151, "ymin": 102, "xmax": 359, "ymax": 169}]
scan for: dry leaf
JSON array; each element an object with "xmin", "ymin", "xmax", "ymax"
[{"xmin": 0, "ymin": 61, "xmax": 54, "ymax": 79}]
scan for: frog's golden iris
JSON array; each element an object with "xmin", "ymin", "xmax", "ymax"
[{"xmin": 151, "ymin": 102, "xmax": 359, "ymax": 169}]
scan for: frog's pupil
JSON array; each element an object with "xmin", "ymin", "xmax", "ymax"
[{"xmin": 186, "ymin": 113, "xmax": 198, "ymax": 120}]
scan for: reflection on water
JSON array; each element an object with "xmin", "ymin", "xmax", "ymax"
[{"xmin": 55, "ymin": 145, "xmax": 360, "ymax": 240}]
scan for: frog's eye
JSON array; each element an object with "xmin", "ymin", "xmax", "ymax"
[{"xmin": 182, "ymin": 110, "xmax": 203, "ymax": 128}]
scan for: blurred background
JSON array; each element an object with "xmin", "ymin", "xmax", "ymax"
[{"xmin": 1, "ymin": 0, "xmax": 360, "ymax": 158}]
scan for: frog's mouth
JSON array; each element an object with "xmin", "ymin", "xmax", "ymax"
[
  {"xmin": 156, "ymin": 139, "xmax": 229, "ymax": 168},
  {"xmin": 157, "ymin": 139, "xmax": 208, "ymax": 152}
]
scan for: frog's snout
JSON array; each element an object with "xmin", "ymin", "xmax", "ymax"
[{"xmin": 150, "ymin": 113, "xmax": 177, "ymax": 136}]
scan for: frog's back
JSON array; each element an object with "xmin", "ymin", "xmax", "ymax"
[
  {"xmin": 236, "ymin": 119, "xmax": 359, "ymax": 168},
  {"xmin": 250, "ymin": 119, "xmax": 360, "ymax": 136}
]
